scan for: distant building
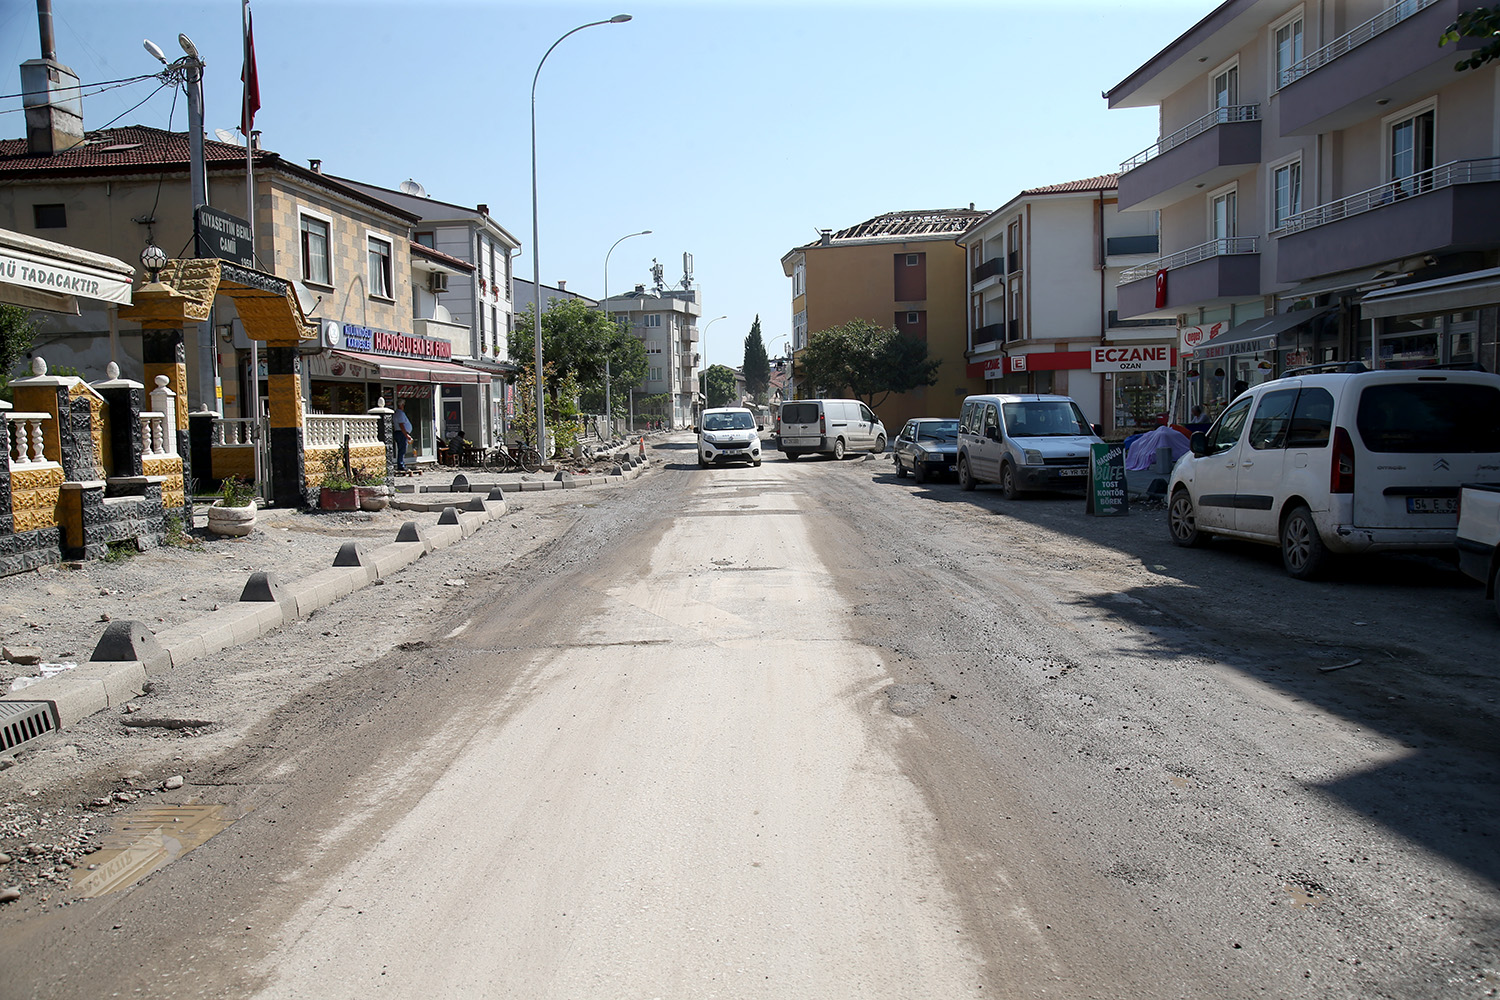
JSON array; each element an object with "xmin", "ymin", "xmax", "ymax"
[
  {"xmin": 601, "ymin": 264, "xmax": 702, "ymax": 428},
  {"xmin": 512, "ymin": 278, "xmax": 597, "ymax": 320},
  {"xmin": 779, "ymin": 207, "xmax": 986, "ymax": 432},
  {"xmin": 958, "ymin": 175, "xmax": 1172, "ymax": 434}
]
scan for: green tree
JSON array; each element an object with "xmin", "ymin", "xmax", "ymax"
[
  {"xmin": 1442, "ymin": 7, "xmax": 1500, "ymax": 70},
  {"xmin": 510, "ymin": 363, "xmax": 581, "ymax": 457},
  {"xmin": 0, "ymin": 304, "xmax": 39, "ymax": 401},
  {"xmin": 797, "ymin": 319, "xmax": 941, "ymax": 408},
  {"xmin": 510, "ymin": 298, "xmax": 645, "ymax": 412},
  {"xmin": 698, "ymin": 364, "xmax": 737, "ymax": 408},
  {"xmin": 742, "ymin": 315, "xmax": 770, "ymax": 404}
]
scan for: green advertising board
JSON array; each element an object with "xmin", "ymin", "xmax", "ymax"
[{"xmin": 1086, "ymin": 442, "xmax": 1128, "ymax": 516}]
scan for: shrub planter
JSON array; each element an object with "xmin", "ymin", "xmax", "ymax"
[
  {"xmin": 356, "ymin": 485, "xmax": 390, "ymax": 511},
  {"xmin": 319, "ymin": 487, "xmax": 358, "ymax": 511},
  {"xmin": 207, "ymin": 501, "xmax": 256, "ymax": 537}
]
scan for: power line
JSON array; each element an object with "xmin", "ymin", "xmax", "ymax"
[{"xmin": 0, "ymin": 72, "xmax": 157, "ymax": 103}]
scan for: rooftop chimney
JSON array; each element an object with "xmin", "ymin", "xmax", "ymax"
[
  {"xmin": 557, "ymin": 280, "xmax": 566, "ymax": 292},
  {"xmin": 21, "ymin": 0, "xmax": 84, "ymax": 155},
  {"xmin": 818, "ymin": 229, "xmax": 832, "ymax": 246},
  {"xmin": 308, "ymin": 158, "xmax": 322, "ymax": 173},
  {"xmin": 477, "ymin": 203, "xmax": 489, "ymax": 216}
]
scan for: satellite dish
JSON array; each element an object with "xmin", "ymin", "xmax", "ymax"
[
  {"xmin": 213, "ymin": 129, "xmax": 244, "ymax": 146},
  {"xmin": 399, "ymin": 178, "xmax": 428, "ymax": 198}
]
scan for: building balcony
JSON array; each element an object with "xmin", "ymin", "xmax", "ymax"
[
  {"xmin": 1117, "ymin": 105, "xmax": 1261, "ymax": 212},
  {"xmin": 973, "ymin": 321, "xmax": 1006, "ymax": 343},
  {"xmin": 1117, "ymin": 237, "xmax": 1260, "ymax": 319},
  {"xmin": 1278, "ymin": 0, "xmax": 1468, "ymax": 135},
  {"xmin": 972, "ymin": 258, "xmax": 1005, "ymax": 286},
  {"xmin": 1275, "ymin": 157, "xmax": 1500, "ymax": 282},
  {"xmin": 413, "ymin": 316, "xmax": 472, "ymax": 356},
  {"xmin": 1105, "ymin": 235, "xmax": 1159, "ymax": 257}
]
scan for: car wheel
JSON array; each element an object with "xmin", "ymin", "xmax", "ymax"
[
  {"xmin": 785, "ymin": 450, "xmax": 799, "ymax": 461},
  {"xmin": 894, "ymin": 456, "xmax": 908, "ymax": 478},
  {"xmin": 1168, "ymin": 489, "xmax": 1206, "ymax": 547},
  {"xmin": 1281, "ymin": 504, "xmax": 1330, "ymax": 580},
  {"xmin": 873, "ymin": 435, "xmax": 886, "ymax": 454},
  {"xmin": 752, "ymin": 458, "xmax": 762, "ymax": 467},
  {"xmin": 958, "ymin": 456, "xmax": 975, "ymax": 491},
  {"xmin": 999, "ymin": 461, "xmax": 1020, "ymax": 500},
  {"xmin": 913, "ymin": 461, "xmax": 928, "ymax": 485},
  {"xmin": 832, "ymin": 438, "xmax": 846, "ymax": 460},
  {"xmin": 698, "ymin": 456, "xmax": 709, "ymax": 468}
]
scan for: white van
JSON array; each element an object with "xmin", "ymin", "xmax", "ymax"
[
  {"xmin": 1167, "ymin": 366, "xmax": 1500, "ymax": 578},
  {"xmin": 778, "ymin": 399, "xmax": 887, "ymax": 460},
  {"xmin": 956, "ymin": 394, "xmax": 1102, "ymax": 498}
]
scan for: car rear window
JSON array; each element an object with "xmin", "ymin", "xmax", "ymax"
[
  {"xmin": 1356, "ymin": 382, "xmax": 1500, "ymax": 453},
  {"xmin": 781, "ymin": 403, "xmax": 819, "ymax": 425}
]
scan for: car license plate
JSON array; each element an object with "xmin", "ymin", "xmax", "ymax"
[
  {"xmin": 1407, "ymin": 496, "xmax": 1457, "ymax": 514},
  {"xmin": 1058, "ymin": 467, "xmax": 1088, "ymax": 477},
  {"xmin": 946, "ymin": 464, "xmax": 956, "ymax": 472},
  {"xmin": 784, "ymin": 436, "xmax": 815, "ymax": 445}
]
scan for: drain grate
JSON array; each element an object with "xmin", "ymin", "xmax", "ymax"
[{"xmin": 0, "ymin": 700, "xmax": 58, "ymax": 754}]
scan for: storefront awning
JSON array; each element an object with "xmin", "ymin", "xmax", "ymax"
[
  {"xmin": 331, "ymin": 349, "xmax": 480, "ymax": 384},
  {"xmin": 0, "ymin": 227, "xmax": 134, "ymax": 314},
  {"xmin": 1191, "ymin": 306, "xmax": 1335, "ymax": 360},
  {"xmin": 1359, "ymin": 266, "xmax": 1500, "ymax": 320}
]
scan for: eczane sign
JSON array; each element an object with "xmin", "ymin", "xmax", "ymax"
[{"xmin": 1091, "ymin": 346, "xmax": 1170, "ymax": 372}]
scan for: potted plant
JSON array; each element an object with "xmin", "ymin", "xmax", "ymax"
[
  {"xmin": 207, "ymin": 477, "xmax": 257, "ymax": 537},
  {"xmin": 317, "ymin": 453, "xmax": 359, "ymax": 511},
  {"xmin": 353, "ymin": 468, "xmax": 391, "ymax": 511}
]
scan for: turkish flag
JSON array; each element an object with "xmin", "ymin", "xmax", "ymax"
[
  {"xmin": 240, "ymin": 11, "xmax": 260, "ymax": 137},
  {"xmin": 1154, "ymin": 268, "xmax": 1168, "ymax": 309}
]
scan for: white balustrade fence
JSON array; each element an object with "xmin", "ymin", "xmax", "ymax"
[
  {"xmin": 213, "ymin": 418, "xmax": 256, "ymax": 446},
  {"xmin": 5, "ymin": 413, "xmax": 54, "ymax": 469},
  {"xmin": 305, "ymin": 414, "xmax": 382, "ymax": 450},
  {"xmin": 140, "ymin": 411, "xmax": 176, "ymax": 459}
]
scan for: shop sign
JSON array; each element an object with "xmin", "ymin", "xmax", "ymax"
[
  {"xmin": 1197, "ymin": 335, "xmax": 1276, "ymax": 361},
  {"xmin": 1091, "ymin": 346, "xmax": 1170, "ymax": 372},
  {"xmin": 306, "ymin": 353, "xmax": 373, "ymax": 380},
  {"xmin": 0, "ymin": 249, "xmax": 132, "ymax": 304},
  {"xmin": 1086, "ymin": 442, "xmax": 1128, "ymax": 517},
  {"xmin": 371, "ymin": 329, "xmax": 452, "ymax": 360},
  {"xmin": 1181, "ymin": 322, "xmax": 1228, "ymax": 349},
  {"xmin": 387, "ymin": 383, "xmax": 433, "ymax": 399},
  {"xmin": 336, "ymin": 324, "xmax": 375, "ymax": 351},
  {"xmin": 1009, "ymin": 354, "xmax": 1028, "ymax": 373},
  {"xmin": 1284, "ymin": 350, "xmax": 1310, "ymax": 368},
  {"xmin": 195, "ymin": 206, "xmax": 254, "ymax": 267}
]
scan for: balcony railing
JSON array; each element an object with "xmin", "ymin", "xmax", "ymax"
[
  {"xmin": 973, "ymin": 322, "xmax": 1006, "ymax": 343},
  {"xmin": 1279, "ymin": 0, "xmax": 1438, "ymax": 87},
  {"xmin": 1106, "ymin": 235, "xmax": 1160, "ymax": 256},
  {"xmin": 1119, "ymin": 237, "xmax": 1259, "ymax": 283},
  {"xmin": 1274, "ymin": 157, "xmax": 1500, "ymax": 236},
  {"xmin": 972, "ymin": 258, "xmax": 1005, "ymax": 284},
  {"xmin": 1120, "ymin": 105, "xmax": 1260, "ymax": 173},
  {"xmin": 305, "ymin": 414, "xmax": 382, "ymax": 449}
]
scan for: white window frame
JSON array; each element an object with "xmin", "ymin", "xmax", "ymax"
[
  {"xmin": 792, "ymin": 262, "xmax": 805, "ymax": 298},
  {"xmin": 646, "ymin": 340, "xmax": 662, "ymax": 355},
  {"xmin": 1268, "ymin": 153, "xmax": 1303, "ymax": 230},
  {"xmin": 298, "ymin": 208, "xmax": 334, "ymax": 287},
  {"xmin": 1382, "ymin": 97, "xmax": 1438, "ymax": 186},
  {"xmin": 366, "ymin": 231, "xmax": 394, "ymax": 301},
  {"xmin": 644, "ymin": 314, "xmax": 662, "ymax": 328},
  {"xmin": 905, "ymin": 254, "xmax": 919, "ymax": 266},
  {"xmin": 1210, "ymin": 56, "xmax": 1240, "ymax": 112},
  {"xmin": 1270, "ymin": 6, "xmax": 1305, "ymax": 91},
  {"xmin": 1206, "ymin": 181, "xmax": 1239, "ymax": 242},
  {"xmin": 649, "ymin": 366, "xmax": 663, "ymax": 383}
]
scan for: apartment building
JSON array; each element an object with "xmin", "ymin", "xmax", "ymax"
[
  {"xmin": 1107, "ymin": 0, "xmax": 1499, "ymax": 416},
  {"xmin": 780, "ymin": 208, "xmax": 985, "ymax": 432},
  {"xmin": 958, "ymin": 175, "xmax": 1173, "ymax": 434},
  {"xmin": 602, "ymin": 264, "xmax": 703, "ymax": 428}
]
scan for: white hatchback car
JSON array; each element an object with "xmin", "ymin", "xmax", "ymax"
[
  {"xmin": 696, "ymin": 407, "xmax": 763, "ymax": 467},
  {"xmin": 1167, "ymin": 365, "xmax": 1500, "ymax": 578}
]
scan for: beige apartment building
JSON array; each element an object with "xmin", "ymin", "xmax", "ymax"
[{"xmin": 1107, "ymin": 0, "xmax": 1499, "ymax": 417}]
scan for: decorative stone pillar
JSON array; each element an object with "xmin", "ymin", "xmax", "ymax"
[
  {"xmin": 92, "ymin": 361, "xmax": 145, "ymax": 479},
  {"xmin": 0, "ymin": 400, "xmax": 12, "ymax": 536},
  {"xmin": 369, "ymin": 397, "xmax": 394, "ymax": 479},
  {"xmin": 143, "ymin": 328, "xmax": 192, "ymax": 511},
  {"xmin": 265, "ymin": 345, "xmax": 306, "ymax": 506},
  {"xmin": 188, "ymin": 406, "xmax": 217, "ymax": 489}
]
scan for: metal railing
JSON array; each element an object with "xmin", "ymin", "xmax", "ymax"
[
  {"xmin": 5, "ymin": 412, "xmax": 55, "ymax": 469},
  {"xmin": 139, "ymin": 412, "xmax": 176, "ymax": 458},
  {"xmin": 1120, "ymin": 104, "xmax": 1260, "ymax": 173},
  {"xmin": 305, "ymin": 413, "xmax": 382, "ymax": 449},
  {"xmin": 1119, "ymin": 237, "xmax": 1259, "ymax": 284},
  {"xmin": 1273, "ymin": 157, "xmax": 1500, "ymax": 236},
  {"xmin": 972, "ymin": 258, "xmax": 1005, "ymax": 283},
  {"xmin": 1279, "ymin": 0, "xmax": 1437, "ymax": 87},
  {"xmin": 212, "ymin": 417, "xmax": 256, "ymax": 446}
]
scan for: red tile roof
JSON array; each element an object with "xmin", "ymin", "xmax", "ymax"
[{"xmin": 1018, "ymin": 173, "xmax": 1119, "ymax": 196}]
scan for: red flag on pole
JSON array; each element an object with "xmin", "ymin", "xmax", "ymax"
[
  {"xmin": 240, "ymin": 10, "xmax": 260, "ymax": 136},
  {"xmin": 1154, "ymin": 267, "xmax": 1168, "ymax": 309}
]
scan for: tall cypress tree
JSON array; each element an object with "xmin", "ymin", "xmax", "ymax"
[{"xmin": 742, "ymin": 315, "xmax": 770, "ymax": 404}]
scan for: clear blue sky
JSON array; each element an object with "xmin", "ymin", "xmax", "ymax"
[{"xmin": 1, "ymin": 0, "xmax": 1207, "ymax": 369}]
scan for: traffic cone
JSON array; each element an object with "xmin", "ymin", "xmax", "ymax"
[{"xmin": 639, "ymin": 435, "xmax": 646, "ymax": 459}]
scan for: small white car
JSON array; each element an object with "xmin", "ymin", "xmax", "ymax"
[
  {"xmin": 696, "ymin": 407, "xmax": 763, "ymax": 467},
  {"xmin": 955, "ymin": 394, "xmax": 1102, "ymax": 498},
  {"xmin": 1167, "ymin": 365, "xmax": 1500, "ymax": 579}
]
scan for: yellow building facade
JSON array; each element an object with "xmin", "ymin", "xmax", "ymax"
[{"xmin": 781, "ymin": 209, "xmax": 986, "ymax": 433}]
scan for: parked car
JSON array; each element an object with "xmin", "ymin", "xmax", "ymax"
[
  {"xmin": 956, "ymin": 394, "xmax": 1102, "ymax": 498},
  {"xmin": 1456, "ymin": 482, "xmax": 1500, "ymax": 618},
  {"xmin": 696, "ymin": 406, "xmax": 763, "ymax": 467},
  {"xmin": 1167, "ymin": 365, "xmax": 1500, "ymax": 579},
  {"xmin": 778, "ymin": 399, "xmax": 886, "ymax": 460},
  {"xmin": 892, "ymin": 418, "xmax": 959, "ymax": 483}
]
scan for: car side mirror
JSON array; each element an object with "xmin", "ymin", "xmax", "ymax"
[
  {"xmin": 692, "ymin": 425, "xmax": 699, "ymax": 433},
  {"xmin": 1190, "ymin": 431, "xmax": 1209, "ymax": 456},
  {"xmin": 1091, "ymin": 423, "xmax": 1103, "ymax": 436},
  {"xmin": 757, "ymin": 423, "xmax": 764, "ymax": 431},
  {"xmin": 986, "ymin": 427, "xmax": 1001, "ymax": 442}
]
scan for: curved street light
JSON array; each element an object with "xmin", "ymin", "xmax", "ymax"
[
  {"xmin": 530, "ymin": 13, "xmax": 632, "ymax": 458},
  {"xmin": 698, "ymin": 314, "xmax": 728, "ymax": 408},
  {"xmin": 602, "ymin": 229, "xmax": 651, "ymax": 430}
]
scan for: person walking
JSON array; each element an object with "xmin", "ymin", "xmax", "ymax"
[{"xmin": 394, "ymin": 400, "xmax": 412, "ymax": 472}]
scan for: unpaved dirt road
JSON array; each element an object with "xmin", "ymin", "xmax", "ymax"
[{"xmin": 2, "ymin": 435, "xmax": 1497, "ymax": 999}]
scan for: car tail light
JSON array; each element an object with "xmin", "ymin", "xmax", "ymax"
[
  {"xmin": 1330, "ymin": 426, "xmax": 1355, "ymax": 494},
  {"xmin": 819, "ymin": 413, "xmax": 826, "ymax": 434}
]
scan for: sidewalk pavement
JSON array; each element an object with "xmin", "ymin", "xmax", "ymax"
[{"xmin": 0, "ymin": 437, "xmax": 660, "ymax": 751}]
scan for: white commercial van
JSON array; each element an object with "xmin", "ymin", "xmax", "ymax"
[
  {"xmin": 777, "ymin": 399, "xmax": 887, "ymax": 460},
  {"xmin": 1167, "ymin": 365, "xmax": 1500, "ymax": 578}
]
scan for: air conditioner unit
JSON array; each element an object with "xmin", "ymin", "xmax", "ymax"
[{"xmin": 428, "ymin": 271, "xmax": 449, "ymax": 293}]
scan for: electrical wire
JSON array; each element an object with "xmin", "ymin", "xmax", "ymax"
[
  {"xmin": 90, "ymin": 81, "xmax": 172, "ymax": 133},
  {"xmin": 0, "ymin": 72, "xmax": 157, "ymax": 103}
]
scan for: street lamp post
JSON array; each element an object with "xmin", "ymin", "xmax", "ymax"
[
  {"xmin": 699, "ymin": 314, "xmax": 727, "ymax": 408},
  {"xmin": 603, "ymin": 228, "xmax": 650, "ymax": 436},
  {"xmin": 530, "ymin": 13, "xmax": 632, "ymax": 459}
]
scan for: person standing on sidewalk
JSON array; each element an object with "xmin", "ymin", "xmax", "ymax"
[{"xmin": 394, "ymin": 400, "xmax": 412, "ymax": 471}]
